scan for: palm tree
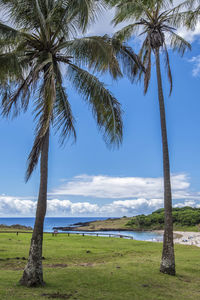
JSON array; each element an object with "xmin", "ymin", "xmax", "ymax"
[
  {"xmin": 0, "ymin": 0, "xmax": 142, "ymax": 287},
  {"xmin": 107, "ymin": 0, "xmax": 191, "ymax": 275}
]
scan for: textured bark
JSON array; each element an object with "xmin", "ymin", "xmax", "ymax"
[
  {"xmin": 20, "ymin": 128, "xmax": 50, "ymax": 287},
  {"xmin": 155, "ymin": 48, "xmax": 175, "ymax": 276}
]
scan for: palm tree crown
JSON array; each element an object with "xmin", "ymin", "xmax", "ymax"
[
  {"xmin": 109, "ymin": 0, "xmax": 191, "ymax": 93},
  {"xmin": 0, "ymin": 0, "xmax": 134, "ymax": 181}
]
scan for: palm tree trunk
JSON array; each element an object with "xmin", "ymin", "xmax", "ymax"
[
  {"xmin": 19, "ymin": 128, "xmax": 50, "ymax": 286},
  {"xmin": 155, "ymin": 48, "xmax": 175, "ymax": 276}
]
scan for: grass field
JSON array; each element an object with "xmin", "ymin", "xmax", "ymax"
[{"xmin": 0, "ymin": 232, "xmax": 199, "ymax": 300}]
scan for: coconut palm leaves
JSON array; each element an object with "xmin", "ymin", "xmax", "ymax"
[
  {"xmin": 171, "ymin": 0, "xmax": 200, "ymax": 30},
  {"xmin": 109, "ymin": 0, "xmax": 191, "ymax": 95},
  {"xmin": 67, "ymin": 63, "xmax": 123, "ymax": 146},
  {"xmin": 0, "ymin": 0, "xmax": 143, "ymax": 181}
]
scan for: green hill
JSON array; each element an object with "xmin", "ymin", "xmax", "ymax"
[{"xmin": 126, "ymin": 207, "xmax": 200, "ymax": 231}]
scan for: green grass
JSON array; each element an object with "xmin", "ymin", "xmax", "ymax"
[{"xmin": 0, "ymin": 232, "xmax": 200, "ymax": 300}]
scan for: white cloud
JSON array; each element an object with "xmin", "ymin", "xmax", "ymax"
[
  {"xmin": 47, "ymin": 199, "xmax": 99, "ymax": 215},
  {"xmin": 188, "ymin": 55, "xmax": 200, "ymax": 76},
  {"xmin": 101, "ymin": 198, "xmax": 163, "ymax": 215},
  {"xmin": 1, "ymin": 195, "xmax": 200, "ymax": 217},
  {"xmin": 51, "ymin": 173, "xmax": 191, "ymax": 200},
  {"xmin": 174, "ymin": 200, "xmax": 196, "ymax": 208},
  {"xmin": 0, "ymin": 172, "xmax": 200, "ymax": 217},
  {"xmin": 0, "ymin": 196, "xmax": 37, "ymax": 216},
  {"xmin": 0, "ymin": 196, "xmax": 98, "ymax": 217}
]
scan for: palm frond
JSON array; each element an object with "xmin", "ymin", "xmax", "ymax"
[
  {"xmin": 111, "ymin": 37, "xmax": 145, "ymax": 83},
  {"xmin": 2, "ymin": 57, "xmax": 52, "ymax": 118},
  {"xmin": 113, "ymin": 23, "xmax": 141, "ymax": 42},
  {"xmin": 53, "ymin": 61, "xmax": 76, "ymax": 145},
  {"xmin": 26, "ymin": 126, "xmax": 49, "ymax": 182},
  {"xmin": 144, "ymin": 40, "xmax": 151, "ymax": 94},
  {"xmin": 163, "ymin": 41, "xmax": 172, "ymax": 96},
  {"xmin": 0, "ymin": 52, "xmax": 22, "ymax": 81},
  {"xmin": 58, "ymin": 36, "xmax": 122, "ymax": 79},
  {"xmin": 67, "ymin": 63, "xmax": 123, "ymax": 147},
  {"xmin": 66, "ymin": 0, "xmax": 106, "ymax": 32},
  {"xmin": 169, "ymin": 31, "xmax": 191, "ymax": 56},
  {"xmin": 0, "ymin": 21, "xmax": 20, "ymax": 39}
]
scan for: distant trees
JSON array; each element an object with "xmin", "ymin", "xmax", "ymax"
[{"xmin": 127, "ymin": 207, "xmax": 200, "ymax": 228}]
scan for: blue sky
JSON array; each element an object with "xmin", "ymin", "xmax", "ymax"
[{"xmin": 1, "ymin": 6, "xmax": 200, "ymax": 217}]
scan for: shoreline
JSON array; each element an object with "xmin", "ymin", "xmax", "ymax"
[
  {"xmin": 60, "ymin": 228, "xmax": 200, "ymax": 247},
  {"xmin": 174, "ymin": 231, "xmax": 200, "ymax": 247},
  {"xmin": 2, "ymin": 223, "xmax": 200, "ymax": 247},
  {"xmin": 155, "ymin": 230, "xmax": 200, "ymax": 247}
]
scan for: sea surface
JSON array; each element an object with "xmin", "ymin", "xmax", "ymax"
[{"xmin": 0, "ymin": 217, "xmax": 163, "ymax": 242}]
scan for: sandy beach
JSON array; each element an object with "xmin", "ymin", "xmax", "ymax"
[
  {"xmin": 156, "ymin": 231, "xmax": 200, "ymax": 247},
  {"xmin": 173, "ymin": 231, "xmax": 200, "ymax": 247}
]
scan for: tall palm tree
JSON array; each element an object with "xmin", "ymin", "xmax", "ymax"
[
  {"xmin": 107, "ymin": 0, "xmax": 191, "ymax": 275},
  {"xmin": 0, "ymin": 0, "xmax": 142, "ymax": 287}
]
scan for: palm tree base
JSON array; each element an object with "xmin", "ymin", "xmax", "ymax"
[
  {"xmin": 160, "ymin": 260, "xmax": 175, "ymax": 276},
  {"xmin": 19, "ymin": 235, "xmax": 45, "ymax": 287}
]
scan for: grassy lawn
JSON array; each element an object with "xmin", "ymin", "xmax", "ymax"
[{"xmin": 0, "ymin": 232, "xmax": 199, "ymax": 300}]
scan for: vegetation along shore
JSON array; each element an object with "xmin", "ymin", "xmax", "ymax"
[{"xmin": 53, "ymin": 207, "xmax": 200, "ymax": 232}]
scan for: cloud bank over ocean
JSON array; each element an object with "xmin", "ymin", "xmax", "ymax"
[{"xmin": 1, "ymin": 173, "xmax": 200, "ymax": 217}]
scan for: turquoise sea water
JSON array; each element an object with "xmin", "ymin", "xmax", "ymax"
[{"xmin": 0, "ymin": 217, "xmax": 163, "ymax": 242}]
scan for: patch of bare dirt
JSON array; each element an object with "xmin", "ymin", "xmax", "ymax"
[
  {"xmin": 178, "ymin": 275, "xmax": 192, "ymax": 283},
  {"xmin": 41, "ymin": 292, "xmax": 73, "ymax": 299},
  {"xmin": 0, "ymin": 261, "xmax": 26, "ymax": 270},
  {"xmin": 76, "ymin": 262, "xmax": 94, "ymax": 267},
  {"xmin": 45, "ymin": 264, "xmax": 68, "ymax": 268}
]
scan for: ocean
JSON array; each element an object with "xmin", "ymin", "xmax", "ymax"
[{"xmin": 0, "ymin": 217, "xmax": 163, "ymax": 242}]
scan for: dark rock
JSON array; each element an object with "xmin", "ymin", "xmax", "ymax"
[
  {"xmin": 73, "ymin": 222, "xmax": 90, "ymax": 226},
  {"xmin": 142, "ymin": 284, "xmax": 149, "ymax": 288},
  {"xmin": 53, "ymin": 226, "xmax": 72, "ymax": 231}
]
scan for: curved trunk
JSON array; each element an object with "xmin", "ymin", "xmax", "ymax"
[
  {"xmin": 19, "ymin": 128, "xmax": 50, "ymax": 287},
  {"xmin": 155, "ymin": 48, "xmax": 175, "ymax": 275}
]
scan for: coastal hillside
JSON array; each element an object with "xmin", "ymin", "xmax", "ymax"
[
  {"xmin": 0, "ymin": 224, "xmax": 33, "ymax": 231},
  {"xmin": 64, "ymin": 217, "xmax": 133, "ymax": 231},
  {"xmin": 69, "ymin": 207, "xmax": 200, "ymax": 232},
  {"xmin": 127, "ymin": 207, "xmax": 200, "ymax": 231}
]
